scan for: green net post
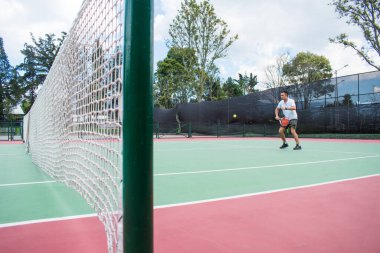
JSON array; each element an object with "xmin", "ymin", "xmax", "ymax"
[
  {"xmin": 188, "ymin": 122, "xmax": 192, "ymax": 138},
  {"xmin": 243, "ymin": 123, "xmax": 246, "ymax": 137},
  {"xmin": 217, "ymin": 120, "xmax": 220, "ymax": 138},
  {"xmin": 123, "ymin": 0, "xmax": 153, "ymax": 252}
]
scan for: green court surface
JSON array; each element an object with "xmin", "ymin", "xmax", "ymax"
[
  {"xmin": 1, "ymin": 138, "xmax": 380, "ymax": 224},
  {"xmin": 0, "ymin": 144, "xmax": 93, "ymax": 224},
  {"xmin": 154, "ymin": 139, "xmax": 380, "ymax": 206}
]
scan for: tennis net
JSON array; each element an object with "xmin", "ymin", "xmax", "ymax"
[{"xmin": 24, "ymin": 0, "xmax": 124, "ymax": 252}]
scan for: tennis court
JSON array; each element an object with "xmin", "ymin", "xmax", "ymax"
[{"xmin": 1, "ymin": 137, "xmax": 380, "ymax": 253}]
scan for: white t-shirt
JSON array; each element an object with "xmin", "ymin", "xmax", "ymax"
[{"xmin": 277, "ymin": 98, "xmax": 298, "ymax": 120}]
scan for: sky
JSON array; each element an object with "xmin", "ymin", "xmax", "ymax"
[{"xmin": 1, "ymin": 0, "xmax": 378, "ymax": 89}]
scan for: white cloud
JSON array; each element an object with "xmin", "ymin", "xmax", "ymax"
[
  {"xmin": 0, "ymin": 0, "xmax": 377, "ymax": 82},
  {"xmin": 154, "ymin": 14, "xmax": 167, "ymax": 42},
  {"xmin": 155, "ymin": 0, "xmax": 377, "ymax": 85},
  {"xmin": 0, "ymin": 0, "xmax": 81, "ymax": 66},
  {"xmin": 0, "ymin": 0, "xmax": 25, "ymax": 21},
  {"xmin": 206, "ymin": 0, "xmax": 376, "ymax": 82},
  {"xmin": 154, "ymin": 0, "xmax": 181, "ymax": 42}
]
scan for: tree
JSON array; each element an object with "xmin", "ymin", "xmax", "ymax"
[
  {"xmin": 222, "ymin": 77, "xmax": 243, "ymax": 98},
  {"xmin": 264, "ymin": 53, "xmax": 289, "ymax": 104},
  {"xmin": 283, "ymin": 52, "xmax": 333, "ymax": 109},
  {"xmin": 234, "ymin": 73, "xmax": 258, "ymax": 95},
  {"xmin": 0, "ymin": 38, "xmax": 21, "ymax": 120},
  {"xmin": 342, "ymin": 93, "xmax": 354, "ymax": 107},
  {"xmin": 330, "ymin": 0, "xmax": 380, "ymax": 70},
  {"xmin": 247, "ymin": 73, "xmax": 259, "ymax": 93},
  {"xmin": 204, "ymin": 76, "xmax": 225, "ymax": 101},
  {"xmin": 154, "ymin": 47, "xmax": 198, "ymax": 108},
  {"xmin": 168, "ymin": 0, "xmax": 238, "ymax": 101},
  {"xmin": 154, "ymin": 58, "xmax": 178, "ymax": 108},
  {"xmin": 18, "ymin": 32, "xmax": 66, "ymax": 113}
]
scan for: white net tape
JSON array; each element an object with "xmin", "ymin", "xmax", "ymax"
[{"xmin": 24, "ymin": 0, "xmax": 124, "ymax": 252}]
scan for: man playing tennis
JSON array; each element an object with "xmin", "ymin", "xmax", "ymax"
[{"xmin": 275, "ymin": 91, "xmax": 301, "ymax": 150}]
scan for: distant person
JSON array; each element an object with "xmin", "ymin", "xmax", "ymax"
[{"xmin": 275, "ymin": 91, "xmax": 301, "ymax": 150}]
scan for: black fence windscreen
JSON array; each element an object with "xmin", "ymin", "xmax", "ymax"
[{"xmin": 154, "ymin": 71, "xmax": 380, "ymax": 138}]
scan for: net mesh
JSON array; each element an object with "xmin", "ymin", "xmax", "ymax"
[{"xmin": 24, "ymin": 0, "xmax": 124, "ymax": 252}]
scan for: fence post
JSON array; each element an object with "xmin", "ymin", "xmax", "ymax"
[
  {"xmin": 10, "ymin": 121, "xmax": 14, "ymax": 141},
  {"xmin": 357, "ymin": 74, "xmax": 361, "ymax": 133},
  {"xmin": 188, "ymin": 122, "xmax": 192, "ymax": 138},
  {"xmin": 217, "ymin": 120, "xmax": 220, "ymax": 138},
  {"xmin": 7, "ymin": 122, "xmax": 10, "ymax": 141},
  {"xmin": 324, "ymin": 80, "xmax": 327, "ymax": 133},
  {"xmin": 11, "ymin": 120, "xmax": 14, "ymax": 141},
  {"xmin": 156, "ymin": 122, "xmax": 159, "ymax": 139},
  {"xmin": 21, "ymin": 121, "xmax": 23, "ymax": 141}
]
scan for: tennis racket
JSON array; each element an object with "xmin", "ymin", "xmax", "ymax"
[{"xmin": 279, "ymin": 117, "xmax": 289, "ymax": 127}]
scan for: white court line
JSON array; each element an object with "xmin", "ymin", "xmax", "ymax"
[
  {"xmin": 156, "ymin": 145, "xmax": 378, "ymax": 155},
  {"xmin": 0, "ymin": 154, "xmax": 26, "ymax": 156},
  {"xmin": 155, "ymin": 154, "xmax": 380, "ymax": 176},
  {"xmin": 1, "ymin": 174, "xmax": 380, "ymax": 228},
  {"xmin": 0, "ymin": 180, "xmax": 56, "ymax": 187},
  {"xmin": 0, "ymin": 213, "xmax": 97, "ymax": 228},
  {"xmin": 0, "ymin": 176, "xmax": 121, "ymax": 187},
  {"xmin": 1, "ymin": 154, "xmax": 380, "ymax": 187},
  {"xmin": 200, "ymin": 141, "xmax": 380, "ymax": 155},
  {"xmin": 157, "ymin": 140, "xmax": 379, "ymax": 155},
  {"xmin": 155, "ymin": 173, "xmax": 380, "ymax": 209}
]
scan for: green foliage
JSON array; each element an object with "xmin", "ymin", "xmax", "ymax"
[
  {"xmin": 247, "ymin": 73, "xmax": 259, "ymax": 93},
  {"xmin": 283, "ymin": 52, "xmax": 332, "ymax": 84},
  {"xmin": 17, "ymin": 32, "xmax": 66, "ymax": 113},
  {"xmin": 342, "ymin": 93, "xmax": 354, "ymax": 107},
  {"xmin": 330, "ymin": 0, "xmax": 380, "ymax": 70},
  {"xmin": 283, "ymin": 52, "xmax": 333, "ymax": 109},
  {"xmin": 154, "ymin": 47, "xmax": 198, "ymax": 108},
  {"xmin": 326, "ymin": 93, "xmax": 355, "ymax": 107},
  {"xmin": 234, "ymin": 73, "xmax": 258, "ymax": 95},
  {"xmin": 0, "ymin": 37, "xmax": 22, "ymax": 120},
  {"xmin": 167, "ymin": 0, "xmax": 238, "ymax": 101},
  {"xmin": 222, "ymin": 77, "xmax": 243, "ymax": 98},
  {"xmin": 21, "ymin": 99, "xmax": 32, "ymax": 115},
  {"xmin": 204, "ymin": 77, "xmax": 225, "ymax": 101}
]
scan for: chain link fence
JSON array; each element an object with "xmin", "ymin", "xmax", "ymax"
[{"xmin": 0, "ymin": 121, "xmax": 23, "ymax": 141}]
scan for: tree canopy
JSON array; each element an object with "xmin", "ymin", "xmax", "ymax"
[
  {"xmin": 17, "ymin": 32, "xmax": 66, "ymax": 113},
  {"xmin": 0, "ymin": 37, "xmax": 21, "ymax": 120},
  {"xmin": 283, "ymin": 52, "xmax": 333, "ymax": 109},
  {"xmin": 234, "ymin": 73, "xmax": 258, "ymax": 96},
  {"xmin": 222, "ymin": 77, "xmax": 243, "ymax": 98},
  {"xmin": 330, "ymin": 0, "xmax": 380, "ymax": 70},
  {"xmin": 167, "ymin": 0, "xmax": 238, "ymax": 101},
  {"xmin": 154, "ymin": 47, "xmax": 198, "ymax": 108}
]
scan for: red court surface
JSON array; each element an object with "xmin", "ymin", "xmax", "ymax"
[
  {"xmin": 155, "ymin": 175, "xmax": 380, "ymax": 253},
  {"xmin": 0, "ymin": 217, "xmax": 107, "ymax": 253},
  {"xmin": 0, "ymin": 141, "xmax": 23, "ymax": 144},
  {"xmin": 1, "ymin": 176, "xmax": 380, "ymax": 253}
]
